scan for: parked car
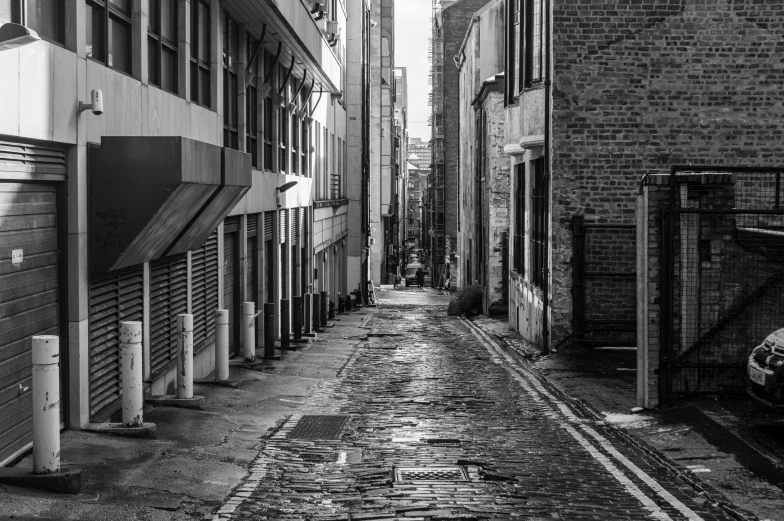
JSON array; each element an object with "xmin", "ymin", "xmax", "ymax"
[
  {"xmin": 405, "ymin": 262, "xmax": 423, "ymax": 287},
  {"xmin": 748, "ymin": 328, "xmax": 784, "ymax": 404}
]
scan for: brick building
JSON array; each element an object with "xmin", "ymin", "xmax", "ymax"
[
  {"xmin": 504, "ymin": 0, "xmax": 784, "ymax": 366},
  {"xmin": 456, "ymin": 0, "xmax": 508, "ymax": 314}
]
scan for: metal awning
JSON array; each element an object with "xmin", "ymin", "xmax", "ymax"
[{"xmin": 89, "ymin": 137, "xmax": 251, "ymax": 273}]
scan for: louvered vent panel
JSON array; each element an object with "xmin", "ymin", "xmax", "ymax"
[
  {"xmin": 247, "ymin": 213, "xmax": 258, "ymax": 238},
  {"xmin": 299, "ymin": 207, "xmax": 306, "ymax": 245},
  {"xmin": 89, "ymin": 266, "xmax": 143, "ymax": 420},
  {"xmin": 264, "ymin": 212, "xmax": 273, "ymax": 241},
  {"xmin": 279, "ymin": 209, "xmax": 287, "ymax": 244},
  {"xmin": 149, "ymin": 253, "xmax": 188, "ymax": 376},
  {"xmin": 292, "ymin": 208, "xmax": 299, "ymax": 246},
  {"xmin": 192, "ymin": 231, "xmax": 219, "ymax": 348},
  {"xmin": 224, "ymin": 215, "xmax": 240, "ymax": 234},
  {"xmin": 0, "ymin": 141, "xmax": 66, "ymax": 175}
]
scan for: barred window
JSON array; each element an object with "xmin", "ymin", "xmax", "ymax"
[{"xmin": 513, "ymin": 164, "xmax": 524, "ymax": 275}]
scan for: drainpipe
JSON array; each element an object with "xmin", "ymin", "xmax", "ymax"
[{"xmin": 542, "ymin": 0, "xmax": 552, "ymax": 354}]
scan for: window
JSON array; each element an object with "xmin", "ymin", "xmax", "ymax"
[
  {"xmin": 504, "ymin": 0, "xmax": 519, "ymax": 104},
  {"xmin": 278, "ymin": 63, "xmax": 289, "ymax": 173},
  {"xmin": 246, "ymin": 35, "xmax": 259, "ymax": 168},
  {"xmin": 222, "ymin": 11, "xmax": 238, "ymax": 149},
  {"xmin": 530, "ymin": 157, "xmax": 547, "ymax": 287},
  {"xmin": 262, "ymin": 50, "xmax": 274, "ymax": 171},
  {"xmin": 148, "ymin": 0, "xmax": 177, "ymax": 94},
  {"xmin": 190, "ymin": 0, "xmax": 211, "ymax": 107},
  {"xmin": 513, "ymin": 163, "xmax": 524, "ymax": 274},
  {"xmin": 291, "ymin": 77, "xmax": 300, "ymax": 175},
  {"xmin": 86, "ymin": 0, "xmax": 132, "ymax": 74},
  {"xmin": 301, "ymin": 94, "xmax": 308, "ymax": 177},
  {"xmin": 524, "ymin": 0, "xmax": 544, "ymax": 86},
  {"xmin": 2, "ymin": 0, "xmax": 64, "ymax": 44}
]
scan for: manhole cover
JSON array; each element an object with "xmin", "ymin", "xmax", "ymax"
[
  {"xmin": 287, "ymin": 415, "xmax": 350, "ymax": 439},
  {"xmin": 394, "ymin": 466, "xmax": 467, "ymax": 482}
]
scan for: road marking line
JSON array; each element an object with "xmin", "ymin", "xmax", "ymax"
[{"xmin": 460, "ymin": 318, "xmax": 704, "ymax": 521}]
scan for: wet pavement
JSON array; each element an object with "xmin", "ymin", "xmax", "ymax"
[{"xmin": 213, "ymin": 287, "xmax": 740, "ymax": 521}]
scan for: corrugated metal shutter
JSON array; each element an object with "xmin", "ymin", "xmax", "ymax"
[
  {"xmin": 0, "ymin": 141, "xmax": 67, "ymax": 176},
  {"xmin": 247, "ymin": 236, "xmax": 257, "ymax": 305},
  {"xmin": 264, "ymin": 239, "xmax": 273, "ymax": 303},
  {"xmin": 279, "ymin": 209, "xmax": 286, "ymax": 244},
  {"xmin": 89, "ymin": 265, "xmax": 143, "ymax": 421},
  {"xmin": 299, "ymin": 208, "xmax": 305, "ymax": 245},
  {"xmin": 264, "ymin": 212, "xmax": 273, "ymax": 241},
  {"xmin": 0, "ymin": 181, "xmax": 59, "ymax": 464},
  {"xmin": 247, "ymin": 213, "xmax": 258, "ymax": 238},
  {"xmin": 224, "ymin": 215, "xmax": 240, "ymax": 234},
  {"xmin": 224, "ymin": 232, "xmax": 238, "ymax": 355},
  {"xmin": 292, "ymin": 209, "xmax": 299, "ymax": 246},
  {"xmin": 148, "ymin": 253, "xmax": 188, "ymax": 376},
  {"xmin": 192, "ymin": 231, "xmax": 218, "ymax": 348}
]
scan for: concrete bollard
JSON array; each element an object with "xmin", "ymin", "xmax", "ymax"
[
  {"xmin": 32, "ymin": 335, "xmax": 60, "ymax": 473},
  {"xmin": 338, "ymin": 293, "xmax": 345, "ymax": 313},
  {"xmin": 304, "ymin": 293, "xmax": 312, "ymax": 334},
  {"xmin": 263, "ymin": 303, "xmax": 275, "ymax": 358},
  {"xmin": 346, "ymin": 293, "xmax": 352, "ymax": 311},
  {"xmin": 176, "ymin": 314, "xmax": 194, "ymax": 399},
  {"xmin": 329, "ymin": 298, "xmax": 336, "ymax": 319},
  {"xmin": 293, "ymin": 295, "xmax": 303, "ymax": 340},
  {"xmin": 215, "ymin": 309, "xmax": 229, "ymax": 381},
  {"xmin": 313, "ymin": 295, "xmax": 321, "ymax": 332},
  {"xmin": 241, "ymin": 302, "xmax": 256, "ymax": 362},
  {"xmin": 320, "ymin": 291, "xmax": 328, "ymax": 326},
  {"xmin": 280, "ymin": 299, "xmax": 290, "ymax": 349},
  {"xmin": 120, "ymin": 321, "xmax": 144, "ymax": 427}
]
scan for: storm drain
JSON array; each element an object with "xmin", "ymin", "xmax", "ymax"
[
  {"xmin": 287, "ymin": 415, "xmax": 351, "ymax": 439},
  {"xmin": 394, "ymin": 466, "xmax": 468, "ymax": 482}
]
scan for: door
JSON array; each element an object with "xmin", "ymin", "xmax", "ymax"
[{"xmin": 0, "ymin": 181, "xmax": 60, "ymax": 464}]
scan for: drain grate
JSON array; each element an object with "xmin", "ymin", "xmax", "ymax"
[
  {"xmin": 394, "ymin": 466, "xmax": 467, "ymax": 482},
  {"xmin": 287, "ymin": 415, "xmax": 350, "ymax": 439}
]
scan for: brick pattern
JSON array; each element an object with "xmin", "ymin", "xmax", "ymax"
[{"xmin": 550, "ymin": 0, "xmax": 784, "ymax": 348}]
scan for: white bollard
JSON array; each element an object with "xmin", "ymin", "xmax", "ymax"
[
  {"xmin": 215, "ymin": 309, "xmax": 229, "ymax": 381},
  {"xmin": 242, "ymin": 302, "xmax": 255, "ymax": 362},
  {"xmin": 32, "ymin": 335, "xmax": 60, "ymax": 474},
  {"xmin": 176, "ymin": 314, "xmax": 194, "ymax": 399},
  {"xmin": 120, "ymin": 321, "xmax": 143, "ymax": 427}
]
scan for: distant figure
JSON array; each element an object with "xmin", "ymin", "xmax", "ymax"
[{"xmin": 416, "ymin": 268, "xmax": 424, "ymax": 289}]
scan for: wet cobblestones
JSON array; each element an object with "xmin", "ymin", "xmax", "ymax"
[{"xmin": 213, "ymin": 288, "xmax": 735, "ymax": 520}]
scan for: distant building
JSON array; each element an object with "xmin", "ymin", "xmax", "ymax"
[{"xmin": 456, "ymin": 0, "xmax": 507, "ymax": 314}]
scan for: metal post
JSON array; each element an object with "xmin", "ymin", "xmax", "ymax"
[
  {"xmin": 346, "ymin": 293, "xmax": 353, "ymax": 311},
  {"xmin": 32, "ymin": 335, "xmax": 59, "ymax": 473},
  {"xmin": 293, "ymin": 295, "xmax": 302, "ymax": 340},
  {"xmin": 304, "ymin": 293, "xmax": 312, "ymax": 334},
  {"xmin": 280, "ymin": 299, "xmax": 290, "ymax": 348},
  {"xmin": 263, "ymin": 303, "xmax": 275, "ymax": 358},
  {"xmin": 329, "ymin": 298, "xmax": 336, "ymax": 319},
  {"xmin": 320, "ymin": 291, "xmax": 328, "ymax": 326},
  {"xmin": 120, "ymin": 321, "xmax": 143, "ymax": 427},
  {"xmin": 313, "ymin": 295, "xmax": 321, "ymax": 332},
  {"xmin": 241, "ymin": 302, "xmax": 255, "ymax": 362},
  {"xmin": 338, "ymin": 293, "xmax": 345, "ymax": 313},
  {"xmin": 176, "ymin": 314, "xmax": 194, "ymax": 399},
  {"xmin": 215, "ymin": 309, "xmax": 229, "ymax": 380}
]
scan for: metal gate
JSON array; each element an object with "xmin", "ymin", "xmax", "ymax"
[
  {"xmin": 572, "ymin": 216, "xmax": 636, "ymax": 348},
  {"xmin": 660, "ymin": 168, "xmax": 784, "ymax": 401}
]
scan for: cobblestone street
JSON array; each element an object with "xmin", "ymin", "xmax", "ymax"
[{"xmin": 214, "ymin": 287, "xmax": 735, "ymax": 521}]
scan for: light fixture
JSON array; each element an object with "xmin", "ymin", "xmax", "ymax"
[
  {"xmin": 276, "ymin": 180, "xmax": 299, "ymax": 208},
  {"xmin": 0, "ymin": 23, "xmax": 40, "ymax": 51}
]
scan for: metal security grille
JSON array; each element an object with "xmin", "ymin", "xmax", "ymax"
[
  {"xmin": 149, "ymin": 253, "xmax": 188, "ymax": 376},
  {"xmin": 89, "ymin": 265, "xmax": 143, "ymax": 420},
  {"xmin": 572, "ymin": 217, "xmax": 636, "ymax": 348},
  {"xmin": 661, "ymin": 169, "xmax": 784, "ymax": 400},
  {"xmin": 192, "ymin": 231, "xmax": 218, "ymax": 348},
  {"xmin": 394, "ymin": 467, "xmax": 467, "ymax": 482},
  {"xmin": 287, "ymin": 415, "xmax": 350, "ymax": 439},
  {"xmin": 292, "ymin": 207, "xmax": 299, "ymax": 246}
]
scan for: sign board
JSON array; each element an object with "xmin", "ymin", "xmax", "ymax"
[{"xmin": 11, "ymin": 249, "xmax": 23, "ymax": 265}]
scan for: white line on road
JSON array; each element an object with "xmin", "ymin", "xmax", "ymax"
[{"xmin": 460, "ymin": 318, "xmax": 704, "ymax": 521}]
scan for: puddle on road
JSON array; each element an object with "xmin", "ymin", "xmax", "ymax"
[{"xmin": 336, "ymin": 450, "xmax": 362, "ymax": 464}]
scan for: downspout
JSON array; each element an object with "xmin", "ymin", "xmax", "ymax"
[{"xmin": 542, "ymin": 0, "xmax": 552, "ymax": 354}]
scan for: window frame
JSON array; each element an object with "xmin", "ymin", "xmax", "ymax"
[
  {"xmin": 147, "ymin": 0, "xmax": 178, "ymax": 94},
  {"xmin": 278, "ymin": 62, "xmax": 289, "ymax": 174},
  {"xmin": 190, "ymin": 0, "xmax": 211, "ymax": 108},
  {"xmin": 86, "ymin": 0, "xmax": 133, "ymax": 74},
  {"xmin": 4, "ymin": 0, "xmax": 65, "ymax": 46},
  {"xmin": 246, "ymin": 34, "xmax": 259, "ymax": 168},
  {"xmin": 262, "ymin": 50, "xmax": 275, "ymax": 172},
  {"xmin": 523, "ymin": 0, "xmax": 544, "ymax": 88},
  {"xmin": 513, "ymin": 163, "xmax": 525, "ymax": 275},
  {"xmin": 222, "ymin": 10, "xmax": 239, "ymax": 149}
]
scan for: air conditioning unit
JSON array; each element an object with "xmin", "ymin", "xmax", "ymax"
[{"xmin": 326, "ymin": 21, "xmax": 339, "ymax": 38}]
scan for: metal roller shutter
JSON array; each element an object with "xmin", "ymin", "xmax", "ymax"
[
  {"xmin": 279, "ymin": 209, "xmax": 287, "ymax": 244},
  {"xmin": 0, "ymin": 181, "xmax": 59, "ymax": 465},
  {"xmin": 224, "ymin": 232, "xmax": 238, "ymax": 355},
  {"xmin": 247, "ymin": 236, "xmax": 257, "ymax": 305},
  {"xmin": 89, "ymin": 266, "xmax": 143, "ymax": 421},
  {"xmin": 192, "ymin": 231, "xmax": 218, "ymax": 348},
  {"xmin": 264, "ymin": 212, "xmax": 273, "ymax": 241},
  {"xmin": 299, "ymin": 208, "xmax": 305, "ymax": 245},
  {"xmin": 247, "ymin": 213, "xmax": 258, "ymax": 238},
  {"xmin": 149, "ymin": 253, "xmax": 188, "ymax": 376},
  {"xmin": 292, "ymin": 209, "xmax": 299, "ymax": 246}
]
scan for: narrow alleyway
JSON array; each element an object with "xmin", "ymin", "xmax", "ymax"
[{"xmin": 214, "ymin": 288, "xmax": 734, "ymax": 521}]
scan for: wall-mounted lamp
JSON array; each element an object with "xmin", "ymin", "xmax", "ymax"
[
  {"xmin": 276, "ymin": 180, "xmax": 298, "ymax": 208},
  {"xmin": 79, "ymin": 89, "xmax": 104, "ymax": 115},
  {"xmin": 0, "ymin": 23, "xmax": 39, "ymax": 51}
]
